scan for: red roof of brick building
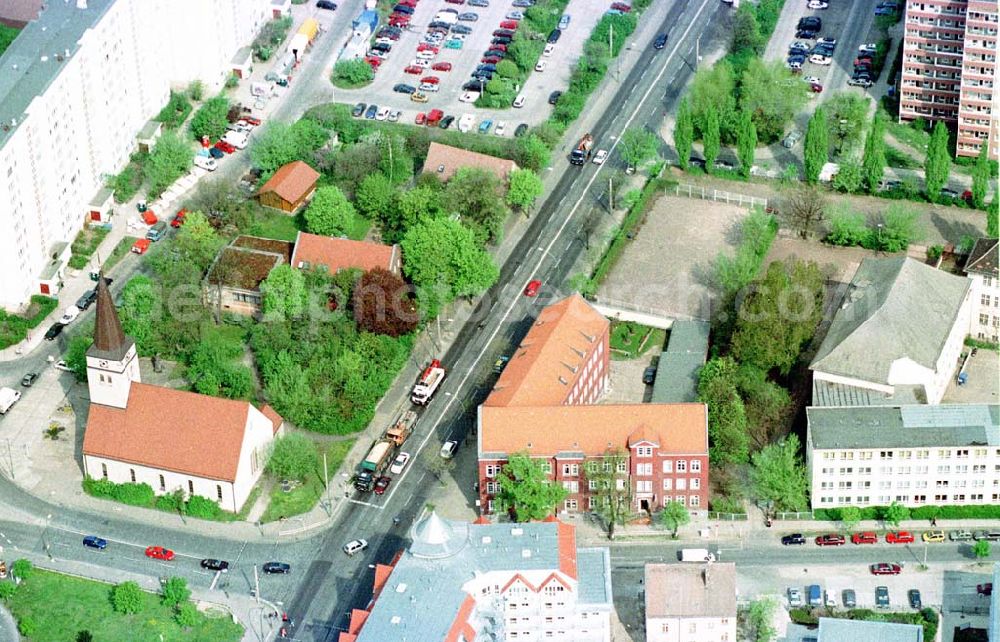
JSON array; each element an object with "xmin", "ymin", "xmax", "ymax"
[
  {"xmin": 290, "ymin": 232, "xmax": 400, "ymax": 274},
  {"xmin": 421, "ymin": 142, "xmax": 519, "ymax": 182},
  {"xmin": 257, "ymin": 161, "xmax": 320, "ymax": 204}
]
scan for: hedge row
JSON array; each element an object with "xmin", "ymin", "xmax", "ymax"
[
  {"xmin": 83, "ymin": 478, "xmax": 232, "ymax": 521},
  {"xmin": 0, "ymin": 295, "xmax": 58, "ymax": 349},
  {"xmin": 814, "ymin": 504, "xmax": 1000, "ymax": 522}
]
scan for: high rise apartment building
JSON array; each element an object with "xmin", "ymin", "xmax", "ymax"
[
  {"xmin": 0, "ymin": 0, "xmax": 269, "ymax": 311},
  {"xmin": 900, "ymin": 0, "xmax": 998, "ymax": 160}
]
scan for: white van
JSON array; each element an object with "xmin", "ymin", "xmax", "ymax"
[
  {"xmin": 458, "ymin": 114, "xmax": 475, "ymax": 132},
  {"xmin": 434, "ymin": 12, "xmax": 458, "ymax": 24},
  {"xmin": 223, "ymin": 130, "xmax": 249, "ymax": 150}
]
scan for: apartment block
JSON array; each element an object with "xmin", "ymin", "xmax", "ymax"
[
  {"xmin": 900, "ymin": 0, "xmax": 998, "ymax": 160},
  {"xmin": 806, "ymin": 404, "xmax": 1000, "ymax": 510},
  {"xmin": 965, "ymin": 238, "xmax": 1000, "ymax": 343},
  {"xmin": 0, "ymin": 0, "xmax": 269, "ymax": 311}
]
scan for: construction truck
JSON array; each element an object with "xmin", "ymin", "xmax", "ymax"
[
  {"xmin": 411, "ymin": 359, "xmax": 445, "ymax": 405},
  {"xmin": 570, "ymin": 133, "xmax": 593, "ymax": 165},
  {"xmin": 679, "ymin": 548, "xmax": 717, "ymax": 562},
  {"xmin": 385, "ymin": 410, "xmax": 417, "ymax": 447},
  {"xmin": 355, "ymin": 440, "xmax": 395, "ymax": 492}
]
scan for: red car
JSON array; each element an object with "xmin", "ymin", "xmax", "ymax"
[
  {"xmin": 365, "ymin": 57, "xmax": 382, "ymax": 69},
  {"xmin": 815, "ymin": 534, "xmax": 846, "ymax": 546},
  {"xmin": 886, "ymin": 531, "xmax": 915, "ymax": 544},
  {"xmin": 611, "ymin": 2, "xmax": 632, "ymax": 11},
  {"xmin": 499, "ymin": 20, "xmax": 518, "ymax": 29},
  {"xmin": 170, "ymin": 209, "xmax": 187, "ymax": 228},
  {"xmin": 490, "ymin": 43, "xmax": 508, "ymax": 52},
  {"xmin": 417, "ymin": 43, "xmax": 439, "ymax": 53},
  {"xmin": 810, "ymin": 83, "xmax": 823, "ymax": 93},
  {"xmin": 524, "ymin": 279, "xmax": 542, "ymax": 297},
  {"xmin": 431, "ymin": 62, "xmax": 452, "ymax": 71},
  {"xmin": 415, "ymin": 112, "xmax": 427, "ymax": 125},
  {"xmin": 214, "ymin": 140, "xmax": 236, "ymax": 154},
  {"xmin": 870, "ymin": 563, "xmax": 902, "ymax": 575},
  {"xmin": 145, "ymin": 546, "xmax": 175, "ymax": 561},
  {"xmin": 241, "ymin": 116, "xmax": 262, "ymax": 126},
  {"xmin": 444, "ymin": 0, "xmax": 464, "ymax": 3},
  {"xmin": 373, "ymin": 476, "xmax": 392, "ymax": 495},
  {"xmin": 420, "ymin": 76, "xmax": 440, "ymax": 84},
  {"xmin": 851, "ymin": 531, "xmax": 877, "ymax": 545},
  {"xmin": 404, "ymin": 65, "xmax": 423, "ymax": 75},
  {"xmin": 978, "ymin": 583, "xmax": 993, "ymax": 596},
  {"xmin": 482, "ymin": 56, "xmax": 501, "ymax": 64},
  {"xmin": 398, "ymin": 0, "xmax": 417, "ymax": 5},
  {"xmin": 388, "ymin": 16, "xmax": 410, "ymax": 26}
]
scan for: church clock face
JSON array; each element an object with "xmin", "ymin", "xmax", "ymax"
[{"xmin": 99, "ymin": 360, "xmax": 108, "ymax": 368}]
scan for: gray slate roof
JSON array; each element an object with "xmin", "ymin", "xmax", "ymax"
[
  {"xmin": 357, "ymin": 514, "xmax": 612, "ymax": 642},
  {"xmin": 811, "ymin": 379, "xmax": 926, "ymax": 407},
  {"xmin": 817, "ymin": 618, "xmax": 923, "ymax": 642},
  {"xmin": 0, "ymin": 0, "xmax": 114, "ymax": 146},
  {"xmin": 810, "ymin": 257, "xmax": 971, "ymax": 386},
  {"xmin": 966, "ymin": 238, "xmax": 999, "ymax": 277},
  {"xmin": 808, "ymin": 404, "xmax": 1000, "ymax": 450},
  {"xmin": 651, "ymin": 319, "xmax": 709, "ymax": 404}
]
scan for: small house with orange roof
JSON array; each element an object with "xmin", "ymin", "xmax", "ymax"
[
  {"xmin": 340, "ymin": 512, "xmax": 613, "ymax": 642},
  {"xmin": 289, "ymin": 231, "xmax": 402, "ymax": 275},
  {"xmin": 256, "ymin": 160, "xmax": 320, "ymax": 213},
  {"xmin": 81, "ymin": 278, "xmax": 283, "ymax": 513}
]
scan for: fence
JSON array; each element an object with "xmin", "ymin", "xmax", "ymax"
[
  {"xmin": 775, "ymin": 511, "xmax": 816, "ymax": 520},
  {"xmin": 708, "ymin": 512, "xmax": 749, "ymax": 521},
  {"xmin": 674, "ymin": 184, "xmax": 768, "ymax": 210}
]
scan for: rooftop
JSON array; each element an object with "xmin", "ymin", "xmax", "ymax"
[
  {"xmin": 352, "ymin": 515, "xmax": 611, "ymax": 642},
  {"xmin": 257, "ymin": 160, "xmax": 320, "ymax": 204},
  {"xmin": 816, "ymin": 617, "xmax": 923, "ymax": 642},
  {"xmin": 651, "ymin": 319, "xmax": 710, "ymax": 403},
  {"xmin": 479, "ymin": 403, "xmax": 708, "ymax": 458},
  {"xmin": 289, "ymin": 232, "xmax": 399, "ymax": 274},
  {"xmin": 811, "ymin": 379, "xmax": 926, "ymax": 407},
  {"xmin": 644, "ymin": 563, "xmax": 737, "ymax": 619},
  {"xmin": 0, "ymin": 0, "xmax": 114, "ymax": 146},
  {"xmin": 966, "ymin": 238, "xmax": 998, "ymax": 277},
  {"xmin": 810, "ymin": 257, "xmax": 971, "ymax": 385},
  {"xmin": 206, "ymin": 236, "xmax": 293, "ymax": 291},
  {"xmin": 421, "ymin": 141, "xmax": 518, "ymax": 183},
  {"xmin": 485, "ymin": 294, "xmax": 608, "ymax": 408},
  {"xmin": 808, "ymin": 404, "xmax": 1000, "ymax": 450}
]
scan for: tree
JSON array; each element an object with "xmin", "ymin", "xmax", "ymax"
[
  {"xmin": 747, "ymin": 598, "xmax": 778, "ymax": 642},
  {"xmin": 0, "ymin": 581, "xmax": 16, "ymax": 601},
  {"xmin": 737, "ymin": 364, "xmax": 792, "ymax": 449},
  {"xmin": 146, "ymin": 131, "xmax": 193, "ymax": 199},
  {"xmin": 495, "ymin": 453, "xmax": 568, "ymax": 521},
  {"xmin": 731, "ymin": 259, "xmax": 825, "ymax": 375},
  {"xmin": 875, "ymin": 203, "xmax": 923, "ymax": 252},
  {"xmin": 832, "ymin": 159, "xmax": 863, "ymax": 193},
  {"xmin": 305, "ymin": 185, "xmax": 356, "ymax": 237},
  {"xmin": 442, "ymin": 167, "xmax": 510, "ymax": 244},
  {"xmin": 382, "ymin": 185, "xmax": 443, "ymax": 242},
  {"xmin": 803, "ymin": 106, "xmax": 828, "ymax": 184},
  {"xmin": 260, "ymin": 264, "xmax": 307, "ymax": 320},
  {"xmin": 174, "ymin": 210, "xmax": 223, "ymax": 272},
  {"xmin": 702, "ymin": 105, "xmax": 721, "ymax": 172},
  {"xmin": 362, "ymin": 131, "xmax": 413, "ymax": 185},
  {"xmin": 266, "ymin": 434, "xmax": 318, "ymax": 481},
  {"xmin": 826, "ymin": 93, "xmax": 870, "ymax": 154},
  {"xmin": 925, "ymin": 121, "xmax": 951, "ymax": 202},
  {"xmin": 698, "ymin": 357, "xmax": 750, "ymax": 465},
  {"xmin": 826, "ymin": 203, "xmax": 868, "ymax": 246},
  {"xmin": 187, "ymin": 79, "xmax": 205, "ymax": 101},
  {"xmin": 355, "ymin": 173, "xmax": 396, "ymax": 219},
  {"xmin": 111, "ymin": 581, "xmax": 144, "ymax": 614},
  {"xmin": 353, "ymin": 268, "xmax": 418, "ymax": 337},
  {"xmin": 659, "ymin": 500, "xmax": 691, "ymax": 538},
  {"xmin": 732, "ymin": 2, "xmax": 764, "ymax": 55},
  {"xmin": 736, "ymin": 109, "xmax": 757, "ymax": 177},
  {"xmin": 331, "ymin": 58, "xmax": 374, "ymax": 87},
  {"xmin": 674, "ymin": 98, "xmax": 694, "ymax": 171},
  {"xmin": 882, "ymin": 501, "xmax": 909, "ymax": 528},
  {"xmin": 251, "ymin": 122, "xmax": 328, "ymax": 177},
  {"xmin": 988, "ymin": 195, "xmax": 999, "ymax": 237},
  {"xmin": 839, "ymin": 506, "xmax": 862, "ymax": 532},
  {"xmin": 496, "ymin": 59, "xmax": 518, "ymax": 78},
  {"xmin": 187, "ymin": 327, "xmax": 253, "ymax": 399},
  {"xmin": 401, "ymin": 217, "xmax": 500, "ymax": 311},
  {"xmin": 506, "ymin": 169, "xmax": 544, "ymax": 211},
  {"xmin": 11, "ymin": 559, "xmax": 32, "ymax": 581},
  {"xmin": 689, "ymin": 63, "xmax": 737, "ymax": 142},
  {"xmin": 65, "ymin": 334, "xmax": 93, "ymax": 382},
  {"xmin": 739, "ymin": 59, "xmax": 807, "ymax": 143},
  {"xmin": 748, "ymin": 435, "xmax": 809, "ymax": 512},
  {"xmin": 971, "ymin": 143, "xmax": 990, "ymax": 209},
  {"xmin": 189, "ymin": 96, "xmax": 230, "ymax": 141},
  {"xmin": 514, "ymin": 134, "xmax": 551, "ymax": 172},
  {"xmin": 587, "ymin": 449, "xmax": 633, "ymax": 539},
  {"xmin": 619, "ymin": 128, "xmax": 658, "ymax": 172},
  {"xmin": 118, "ymin": 275, "xmax": 159, "ymax": 354},
  {"xmin": 974, "ymin": 539, "xmax": 992, "ymax": 561},
  {"xmin": 176, "ymin": 602, "xmax": 199, "ymax": 628},
  {"xmin": 784, "ymin": 185, "xmax": 826, "ymax": 239},
  {"xmin": 161, "ymin": 576, "xmax": 191, "ymax": 608},
  {"xmin": 862, "ymin": 113, "xmax": 887, "ymax": 193}
]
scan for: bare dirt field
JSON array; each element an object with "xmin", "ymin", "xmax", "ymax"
[
  {"xmin": 764, "ymin": 234, "xmax": 878, "ymax": 285},
  {"xmin": 596, "ymin": 194, "xmax": 748, "ymax": 321}
]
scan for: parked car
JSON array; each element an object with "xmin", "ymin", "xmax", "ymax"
[
  {"xmin": 809, "ymin": 54, "xmax": 832, "ymax": 65},
  {"xmin": 458, "ymin": 12, "xmax": 478, "ymax": 21},
  {"xmin": 558, "ymin": 14, "xmax": 569, "ymax": 29},
  {"xmin": 782, "ymin": 130, "xmax": 802, "ymax": 148},
  {"xmin": 44, "ymin": 323, "xmax": 65, "ymax": 341},
  {"xmin": 82, "ymin": 535, "xmax": 108, "ymax": 550},
  {"xmin": 547, "ymin": 29, "xmax": 561, "ymax": 43},
  {"xmin": 440, "ymin": 115, "xmax": 456, "ymax": 129},
  {"xmin": 610, "ymin": 2, "xmax": 631, "ymax": 11},
  {"xmin": 876, "ymin": 586, "xmax": 890, "ymax": 607},
  {"xmin": 59, "ymin": 305, "xmax": 81, "ymax": 324},
  {"xmin": 535, "ymin": 60, "xmax": 547, "ymax": 72},
  {"xmin": 201, "ymin": 559, "xmax": 230, "ymax": 572},
  {"xmin": 593, "ymin": 149, "xmax": 608, "ymax": 165},
  {"xmin": 364, "ymin": 104, "xmax": 379, "ymax": 119},
  {"xmin": 795, "ymin": 30, "xmax": 818, "ymax": 39},
  {"xmin": 908, "ymin": 589, "xmax": 922, "ymax": 609},
  {"xmin": 949, "ymin": 530, "xmax": 974, "ymax": 541},
  {"xmin": 193, "ymin": 155, "xmax": 217, "ymax": 171},
  {"xmin": 789, "ymin": 41, "xmax": 811, "ymax": 54},
  {"xmin": 842, "ymin": 589, "xmax": 857, "ymax": 608},
  {"xmin": 493, "ymin": 355, "xmax": 510, "ymax": 374},
  {"xmin": 262, "ymin": 561, "xmax": 291, "ymax": 574},
  {"xmin": 886, "ymin": 531, "xmax": 915, "ymax": 544},
  {"xmin": 440, "ymin": 440, "xmax": 458, "ymax": 459},
  {"xmin": 432, "ymin": 62, "xmax": 453, "ymax": 72},
  {"xmin": 54, "ymin": 360, "xmax": 74, "ymax": 373},
  {"xmin": 20, "ymin": 372, "xmax": 38, "ymax": 387},
  {"xmin": 870, "ymin": 563, "xmax": 902, "ymax": 576},
  {"xmin": 548, "ymin": 91, "xmax": 562, "ymax": 105},
  {"xmin": 478, "ymin": 119, "xmax": 493, "ymax": 134},
  {"xmin": 653, "ymin": 33, "xmax": 668, "ymax": 49},
  {"xmin": 788, "ymin": 587, "xmax": 803, "ymax": 607},
  {"xmin": 781, "ymin": 533, "xmax": 806, "ymax": 545},
  {"xmin": 214, "ymin": 140, "xmax": 236, "ymax": 154},
  {"xmin": 524, "ymin": 279, "xmax": 542, "ymax": 297},
  {"xmin": 208, "ymin": 147, "xmax": 225, "ymax": 159},
  {"xmin": 390, "ymin": 452, "xmax": 411, "ymax": 474},
  {"xmin": 815, "ymin": 534, "xmax": 846, "ymax": 546},
  {"xmin": 415, "ymin": 112, "xmax": 426, "ymax": 125},
  {"xmin": 494, "ymin": 121, "xmax": 507, "ymax": 136},
  {"xmin": 411, "ymin": 92, "xmax": 429, "ymax": 103},
  {"xmin": 373, "ymin": 476, "xmax": 392, "ymax": 495},
  {"xmin": 145, "ymin": 546, "xmax": 175, "ymax": 561},
  {"xmin": 468, "ymin": 0, "xmax": 488, "ymax": 5},
  {"xmin": 317, "ymin": 0, "xmax": 337, "ymax": 9},
  {"xmin": 852, "ymin": 531, "xmax": 877, "ymax": 545},
  {"xmin": 808, "ymin": 0, "xmax": 828, "ymax": 8},
  {"xmin": 514, "ymin": 123, "xmax": 529, "ymax": 137},
  {"xmin": 848, "ymin": 75, "xmax": 873, "ymax": 87},
  {"xmin": 922, "ymin": 530, "xmax": 945, "ymax": 543}
]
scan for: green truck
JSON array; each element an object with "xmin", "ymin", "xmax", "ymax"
[{"xmin": 355, "ymin": 440, "xmax": 394, "ymax": 492}]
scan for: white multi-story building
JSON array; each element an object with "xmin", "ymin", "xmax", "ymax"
[
  {"xmin": 806, "ymin": 404, "xmax": 1000, "ymax": 510},
  {"xmin": 0, "ymin": 0, "xmax": 269, "ymax": 311},
  {"xmin": 644, "ymin": 563, "xmax": 736, "ymax": 642},
  {"xmin": 966, "ymin": 238, "xmax": 1000, "ymax": 344},
  {"xmin": 343, "ymin": 513, "xmax": 614, "ymax": 642}
]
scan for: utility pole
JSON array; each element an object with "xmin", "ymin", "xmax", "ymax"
[
  {"xmin": 608, "ymin": 178, "xmax": 614, "ymax": 213},
  {"xmin": 323, "ymin": 452, "xmax": 330, "ymax": 513},
  {"xmin": 696, "ymin": 35, "xmax": 701, "ymax": 68},
  {"xmin": 609, "ymin": 25, "xmax": 614, "ymax": 80},
  {"xmin": 253, "ymin": 565, "xmax": 260, "ymax": 604}
]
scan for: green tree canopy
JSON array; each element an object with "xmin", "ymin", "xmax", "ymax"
[
  {"xmin": 146, "ymin": 131, "xmax": 193, "ymax": 199},
  {"xmin": 587, "ymin": 449, "xmax": 633, "ymax": 539},
  {"xmin": 832, "ymin": 159, "xmax": 863, "ymax": 193},
  {"xmin": 250, "ymin": 121, "xmax": 328, "ymax": 176},
  {"xmin": 732, "ymin": 2, "xmax": 764, "ymax": 55},
  {"xmin": 862, "ymin": 113, "xmax": 887, "ymax": 193},
  {"xmin": 355, "ymin": 173, "xmax": 397, "ymax": 219},
  {"xmin": 11, "ymin": 559, "xmax": 32, "ymax": 581},
  {"xmin": 748, "ymin": 434, "xmax": 809, "ymax": 512},
  {"xmin": 739, "ymin": 59, "xmax": 807, "ymax": 143},
  {"xmin": 111, "ymin": 581, "xmax": 144, "ymax": 614},
  {"xmin": 840, "ymin": 506, "xmax": 862, "ymax": 531},
  {"xmin": 659, "ymin": 500, "xmax": 691, "ymax": 538},
  {"xmin": 882, "ymin": 501, "xmax": 909, "ymax": 527},
  {"xmin": 305, "ymin": 185, "xmax": 356, "ymax": 237},
  {"xmin": 924, "ymin": 121, "xmax": 951, "ymax": 202},
  {"xmin": 804, "ymin": 106, "xmax": 829, "ymax": 184},
  {"xmin": 674, "ymin": 97, "xmax": 695, "ymax": 171},
  {"xmin": 697, "ymin": 357, "xmax": 750, "ymax": 465},
  {"xmin": 689, "ymin": 62, "xmax": 737, "ymax": 141},
  {"xmin": 737, "ymin": 109, "xmax": 757, "ymax": 177},
  {"xmin": 189, "ymin": 96, "xmax": 230, "ymax": 141},
  {"xmin": 506, "ymin": 169, "xmax": 544, "ymax": 211},
  {"xmin": 827, "ymin": 93, "xmax": 870, "ymax": 154},
  {"xmin": 267, "ymin": 434, "xmax": 319, "ymax": 481},
  {"xmin": 875, "ymin": 203, "xmax": 923, "ymax": 252},
  {"xmin": 118, "ymin": 275, "xmax": 159, "ymax": 355},
  {"xmin": 173, "ymin": 210, "xmax": 223, "ymax": 272},
  {"xmin": 974, "ymin": 539, "xmax": 992, "ymax": 560},
  {"xmin": 331, "ymin": 58, "xmax": 374, "ymax": 87},
  {"xmin": 161, "ymin": 576, "xmax": 191, "ymax": 608},
  {"xmin": 176, "ymin": 602, "xmax": 199, "ymax": 628},
  {"xmin": 495, "ymin": 453, "xmax": 568, "ymax": 521},
  {"xmin": 442, "ymin": 167, "xmax": 510, "ymax": 244},
  {"xmin": 514, "ymin": 134, "xmax": 551, "ymax": 172},
  {"xmin": 971, "ymin": 143, "xmax": 990, "ymax": 209},
  {"xmin": 260, "ymin": 264, "xmax": 307, "ymax": 320},
  {"xmin": 382, "ymin": 185, "xmax": 443, "ymax": 243},
  {"xmin": 702, "ymin": 105, "xmax": 721, "ymax": 172},
  {"xmin": 619, "ymin": 128, "xmax": 658, "ymax": 171}
]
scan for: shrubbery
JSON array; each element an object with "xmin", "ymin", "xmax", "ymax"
[
  {"xmin": 0, "ymin": 295, "xmax": 58, "ymax": 349},
  {"xmin": 83, "ymin": 478, "xmax": 230, "ymax": 520},
  {"xmin": 814, "ymin": 504, "xmax": 1000, "ymax": 521}
]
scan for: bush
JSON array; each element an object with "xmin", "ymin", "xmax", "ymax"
[
  {"xmin": 0, "ymin": 581, "xmax": 15, "ymax": 601},
  {"xmin": 11, "ymin": 559, "xmax": 32, "ymax": 581},
  {"xmin": 18, "ymin": 616, "xmax": 37, "ymax": 636},
  {"xmin": 186, "ymin": 495, "xmax": 225, "ymax": 520},
  {"xmin": 176, "ymin": 602, "xmax": 199, "ymax": 627},
  {"xmin": 161, "ymin": 576, "xmax": 191, "ymax": 608},
  {"xmin": 111, "ymin": 581, "xmax": 144, "ymax": 615},
  {"xmin": 155, "ymin": 91, "xmax": 193, "ymax": 130},
  {"xmin": 814, "ymin": 504, "xmax": 1000, "ymax": 521},
  {"xmin": 788, "ymin": 608, "xmax": 818, "ymax": 626},
  {"xmin": 332, "ymin": 59, "xmax": 374, "ymax": 88},
  {"xmin": 0, "ymin": 295, "xmax": 58, "ymax": 349}
]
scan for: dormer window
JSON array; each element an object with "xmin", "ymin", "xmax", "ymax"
[{"xmin": 636, "ymin": 446, "xmax": 653, "ymax": 457}]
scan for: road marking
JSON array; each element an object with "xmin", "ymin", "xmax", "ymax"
[
  {"xmin": 382, "ymin": 0, "xmax": 716, "ymax": 506},
  {"xmin": 347, "ymin": 498, "xmax": 382, "ymax": 509}
]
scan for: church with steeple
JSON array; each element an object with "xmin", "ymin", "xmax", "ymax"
[{"xmin": 81, "ymin": 277, "xmax": 284, "ymax": 513}]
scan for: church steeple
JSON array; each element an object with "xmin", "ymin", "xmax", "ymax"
[{"xmin": 86, "ymin": 276, "xmax": 140, "ymax": 408}]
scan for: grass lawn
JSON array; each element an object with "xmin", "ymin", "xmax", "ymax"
[
  {"xmin": 609, "ymin": 320, "xmax": 666, "ymax": 361},
  {"xmin": 8, "ymin": 569, "xmax": 243, "ymax": 642},
  {"xmin": 248, "ymin": 210, "xmax": 303, "ymax": 241},
  {"xmin": 261, "ymin": 438, "xmax": 356, "ymax": 523},
  {"xmin": 885, "ymin": 145, "xmax": 920, "ymax": 170},
  {"xmin": 103, "ymin": 237, "xmax": 139, "ymax": 271},
  {"xmin": 0, "ymin": 25, "xmax": 19, "ymax": 57},
  {"xmin": 347, "ymin": 212, "xmax": 372, "ymax": 241}
]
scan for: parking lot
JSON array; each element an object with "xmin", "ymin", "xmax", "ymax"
[{"xmin": 335, "ymin": 0, "xmax": 616, "ymax": 134}]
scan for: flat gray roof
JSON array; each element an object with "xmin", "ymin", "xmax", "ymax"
[
  {"xmin": 644, "ymin": 563, "xmax": 736, "ymax": 619},
  {"xmin": 808, "ymin": 404, "xmax": 1000, "ymax": 450},
  {"xmin": 651, "ymin": 319, "xmax": 709, "ymax": 404},
  {"xmin": 817, "ymin": 618, "xmax": 923, "ymax": 642},
  {"xmin": 812, "ymin": 379, "xmax": 926, "ymax": 407},
  {"xmin": 0, "ymin": 0, "xmax": 113, "ymax": 146}
]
